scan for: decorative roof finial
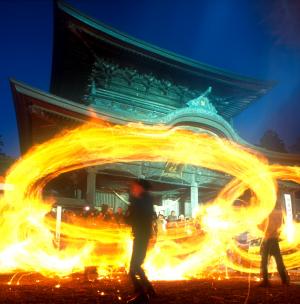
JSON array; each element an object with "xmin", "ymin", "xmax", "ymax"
[{"xmin": 186, "ymin": 86, "xmax": 217, "ymax": 113}]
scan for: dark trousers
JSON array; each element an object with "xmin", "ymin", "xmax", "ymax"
[
  {"xmin": 129, "ymin": 233, "xmax": 153, "ymax": 293},
  {"xmin": 260, "ymin": 238, "xmax": 288, "ymax": 283}
]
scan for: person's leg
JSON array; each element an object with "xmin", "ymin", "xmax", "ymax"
[
  {"xmin": 271, "ymin": 239, "xmax": 289, "ymax": 284},
  {"xmin": 127, "ymin": 235, "xmax": 153, "ymax": 303},
  {"xmin": 260, "ymin": 240, "xmax": 270, "ymax": 285},
  {"xmin": 129, "ymin": 236, "xmax": 145, "ymax": 294},
  {"xmin": 134, "ymin": 236, "xmax": 155, "ymax": 294},
  {"xmin": 136, "ymin": 265, "xmax": 155, "ymax": 294}
]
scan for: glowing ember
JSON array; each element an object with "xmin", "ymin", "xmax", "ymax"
[{"xmin": 0, "ymin": 122, "xmax": 299, "ymax": 280}]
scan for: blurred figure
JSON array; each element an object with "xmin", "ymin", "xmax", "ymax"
[
  {"xmin": 167, "ymin": 210, "xmax": 177, "ymax": 222},
  {"xmin": 257, "ymin": 200, "xmax": 290, "ymax": 287},
  {"xmin": 156, "ymin": 213, "xmax": 167, "ymax": 234},
  {"xmin": 177, "ymin": 214, "xmax": 186, "ymax": 230},
  {"xmin": 152, "ymin": 212, "xmax": 158, "ymax": 239},
  {"xmin": 178, "ymin": 214, "xmax": 185, "ymax": 222},
  {"xmin": 101, "ymin": 204, "xmax": 109, "ymax": 218},
  {"xmin": 115, "ymin": 207, "xmax": 124, "ymax": 225},
  {"xmin": 104, "ymin": 207, "xmax": 114, "ymax": 222},
  {"xmin": 96, "ymin": 211, "xmax": 104, "ymax": 222},
  {"xmin": 88, "ymin": 212, "xmax": 96, "ymax": 226},
  {"xmin": 167, "ymin": 210, "xmax": 177, "ymax": 229},
  {"xmin": 126, "ymin": 179, "xmax": 156, "ymax": 304},
  {"xmin": 0, "ymin": 176, "xmax": 5, "ymax": 197}
]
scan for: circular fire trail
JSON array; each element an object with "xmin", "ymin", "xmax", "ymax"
[{"xmin": 1, "ymin": 122, "xmax": 300, "ymax": 280}]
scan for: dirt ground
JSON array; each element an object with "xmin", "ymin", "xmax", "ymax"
[{"xmin": 0, "ymin": 274, "xmax": 299, "ymax": 304}]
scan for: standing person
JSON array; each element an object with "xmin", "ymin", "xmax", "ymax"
[
  {"xmin": 126, "ymin": 179, "xmax": 156, "ymax": 304},
  {"xmin": 115, "ymin": 207, "xmax": 124, "ymax": 225},
  {"xmin": 167, "ymin": 210, "xmax": 177, "ymax": 222},
  {"xmin": 156, "ymin": 214, "xmax": 167, "ymax": 234},
  {"xmin": 258, "ymin": 200, "xmax": 290, "ymax": 287},
  {"xmin": 167, "ymin": 210, "xmax": 177, "ymax": 229},
  {"xmin": 104, "ymin": 207, "xmax": 114, "ymax": 222}
]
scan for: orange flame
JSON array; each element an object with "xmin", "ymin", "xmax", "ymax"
[{"xmin": 0, "ymin": 122, "xmax": 299, "ymax": 280}]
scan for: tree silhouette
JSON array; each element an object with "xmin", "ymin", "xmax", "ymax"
[
  {"xmin": 290, "ymin": 137, "xmax": 300, "ymax": 153},
  {"xmin": 259, "ymin": 130, "xmax": 287, "ymax": 153},
  {"xmin": 0, "ymin": 135, "xmax": 3, "ymax": 156}
]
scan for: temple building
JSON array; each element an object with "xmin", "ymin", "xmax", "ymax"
[{"xmin": 10, "ymin": 1, "xmax": 300, "ymax": 218}]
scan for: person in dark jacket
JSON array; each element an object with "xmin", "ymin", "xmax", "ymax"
[{"xmin": 126, "ymin": 179, "xmax": 156, "ymax": 304}]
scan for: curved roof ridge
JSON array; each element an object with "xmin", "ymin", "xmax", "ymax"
[{"xmin": 57, "ymin": 1, "xmax": 274, "ymax": 87}]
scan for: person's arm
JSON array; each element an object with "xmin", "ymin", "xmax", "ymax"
[
  {"xmin": 124, "ymin": 198, "xmax": 135, "ymax": 225},
  {"xmin": 257, "ymin": 217, "xmax": 268, "ymax": 232}
]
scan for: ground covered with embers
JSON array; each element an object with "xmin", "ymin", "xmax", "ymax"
[{"xmin": 0, "ymin": 274, "xmax": 299, "ymax": 304}]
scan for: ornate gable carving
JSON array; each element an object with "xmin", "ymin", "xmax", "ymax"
[
  {"xmin": 87, "ymin": 57, "xmax": 204, "ymax": 105},
  {"xmin": 186, "ymin": 86, "xmax": 217, "ymax": 114}
]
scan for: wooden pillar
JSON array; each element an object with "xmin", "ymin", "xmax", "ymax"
[
  {"xmin": 190, "ymin": 174, "xmax": 199, "ymax": 217},
  {"xmin": 86, "ymin": 168, "xmax": 96, "ymax": 206}
]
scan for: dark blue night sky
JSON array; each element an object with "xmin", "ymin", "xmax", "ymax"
[{"xmin": 1, "ymin": 0, "xmax": 300, "ymax": 157}]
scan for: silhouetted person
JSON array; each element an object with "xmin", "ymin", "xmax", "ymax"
[
  {"xmin": 101, "ymin": 204, "xmax": 108, "ymax": 217},
  {"xmin": 167, "ymin": 210, "xmax": 177, "ymax": 229},
  {"xmin": 258, "ymin": 201, "xmax": 289, "ymax": 287},
  {"xmin": 156, "ymin": 214, "xmax": 167, "ymax": 234},
  {"xmin": 126, "ymin": 179, "xmax": 156, "ymax": 304},
  {"xmin": 167, "ymin": 210, "xmax": 177, "ymax": 222},
  {"xmin": 115, "ymin": 207, "xmax": 124, "ymax": 225},
  {"xmin": 104, "ymin": 207, "xmax": 114, "ymax": 222}
]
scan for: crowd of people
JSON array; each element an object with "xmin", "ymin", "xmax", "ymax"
[{"xmin": 52, "ymin": 204, "xmax": 200, "ymax": 237}]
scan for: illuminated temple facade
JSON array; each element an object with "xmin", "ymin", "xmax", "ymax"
[{"xmin": 10, "ymin": 1, "xmax": 300, "ymax": 217}]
